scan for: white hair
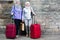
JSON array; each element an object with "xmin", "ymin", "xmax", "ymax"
[{"xmin": 25, "ymin": 2, "xmax": 30, "ymax": 5}]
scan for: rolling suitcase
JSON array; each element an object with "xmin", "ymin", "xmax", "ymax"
[
  {"xmin": 30, "ymin": 15, "xmax": 41, "ymax": 39},
  {"xmin": 30, "ymin": 24, "xmax": 41, "ymax": 39},
  {"xmin": 5, "ymin": 19, "xmax": 16, "ymax": 39}
]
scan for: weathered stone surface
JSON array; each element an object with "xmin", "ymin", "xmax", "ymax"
[
  {"xmin": 30, "ymin": 0, "xmax": 60, "ymax": 34},
  {"xmin": 0, "ymin": 0, "xmax": 13, "ymax": 1},
  {"xmin": 0, "ymin": 1, "xmax": 13, "ymax": 26},
  {"xmin": 0, "ymin": 0, "xmax": 60, "ymax": 35}
]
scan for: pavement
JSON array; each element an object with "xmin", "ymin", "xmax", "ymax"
[
  {"xmin": 0, "ymin": 28, "xmax": 60, "ymax": 40},
  {"xmin": 0, "ymin": 34, "xmax": 60, "ymax": 40}
]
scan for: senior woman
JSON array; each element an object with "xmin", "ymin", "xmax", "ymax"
[
  {"xmin": 22, "ymin": 2, "xmax": 36, "ymax": 37},
  {"xmin": 11, "ymin": 0, "xmax": 23, "ymax": 37}
]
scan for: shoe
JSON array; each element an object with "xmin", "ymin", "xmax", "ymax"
[
  {"xmin": 26, "ymin": 34, "xmax": 29, "ymax": 37},
  {"xmin": 26, "ymin": 34, "xmax": 28, "ymax": 37},
  {"xmin": 16, "ymin": 35, "xmax": 19, "ymax": 38}
]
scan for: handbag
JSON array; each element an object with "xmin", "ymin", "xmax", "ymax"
[{"xmin": 20, "ymin": 21, "xmax": 25, "ymax": 31}]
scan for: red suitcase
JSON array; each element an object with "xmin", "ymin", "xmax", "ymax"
[
  {"xmin": 5, "ymin": 23, "xmax": 16, "ymax": 39},
  {"xmin": 30, "ymin": 24, "xmax": 41, "ymax": 39}
]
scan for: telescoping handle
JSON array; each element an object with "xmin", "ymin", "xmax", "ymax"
[
  {"xmin": 11, "ymin": 15, "xmax": 14, "ymax": 23},
  {"xmin": 32, "ymin": 15, "xmax": 36, "ymax": 24},
  {"xmin": 11, "ymin": 18, "xmax": 14, "ymax": 23}
]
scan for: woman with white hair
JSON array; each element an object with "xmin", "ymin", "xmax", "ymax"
[
  {"xmin": 11, "ymin": 0, "xmax": 23, "ymax": 37},
  {"xmin": 22, "ymin": 2, "xmax": 36, "ymax": 37}
]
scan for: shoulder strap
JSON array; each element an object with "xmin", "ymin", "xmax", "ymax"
[
  {"xmin": 13, "ymin": 5, "xmax": 15, "ymax": 14},
  {"xmin": 21, "ymin": 7, "xmax": 23, "ymax": 20}
]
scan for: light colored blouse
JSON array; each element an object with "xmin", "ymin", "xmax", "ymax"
[{"xmin": 23, "ymin": 7, "xmax": 35, "ymax": 20}]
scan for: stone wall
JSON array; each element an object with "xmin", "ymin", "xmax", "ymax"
[
  {"xmin": 30, "ymin": 0, "xmax": 60, "ymax": 34},
  {"xmin": 0, "ymin": 0, "xmax": 60, "ymax": 34},
  {"xmin": 0, "ymin": 1, "xmax": 13, "ymax": 26}
]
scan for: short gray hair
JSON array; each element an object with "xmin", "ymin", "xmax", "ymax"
[{"xmin": 13, "ymin": 0, "xmax": 20, "ymax": 4}]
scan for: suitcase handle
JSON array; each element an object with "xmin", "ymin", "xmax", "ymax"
[
  {"xmin": 32, "ymin": 15, "xmax": 37, "ymax": 24},
  {"xmin": 10, "ymin": 16, "xmax": 14, "ymax": 23}
]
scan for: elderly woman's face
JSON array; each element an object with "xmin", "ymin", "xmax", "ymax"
[
  {"xmin": 16, "ymin": 1, "xmax": 20, "ymax": 5},
  {"xmin": 25, "ymin": 3, "xmax": 30, "ymax": 7}
]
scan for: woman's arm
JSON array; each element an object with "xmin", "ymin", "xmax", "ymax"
[
  {"xmin": 31, "ymin": 7, "xmax": 36, "ymax": 15},
  {"xmin": 11, "ymin": 5, "xmax": 14, "ymax": 15}
]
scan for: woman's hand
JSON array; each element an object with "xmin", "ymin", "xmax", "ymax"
[
  {"xmin": 11, "ymin": 13, "xmax": 14, "ymax": 15},
  {"xmin": 22, "ymin": 20, "xmax": 24, "ymax": 22},
  {"xmin": 34, "ymin": 13, "xmax": 36, "ymax": 16}
]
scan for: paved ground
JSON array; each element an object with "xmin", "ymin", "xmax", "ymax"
[
  {"xmin": 0, "ymin": 34, "xmax": 60, "ymax": 40},
  {"xmin": 0, "ymin": 28, "xmax": 60, "ymax": 40}
]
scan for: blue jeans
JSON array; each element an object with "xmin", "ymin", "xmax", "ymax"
[{"xmin": 24, "ymin": 19, "xmax": 32, "ymax": 34}]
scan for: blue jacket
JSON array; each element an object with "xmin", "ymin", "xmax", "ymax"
[{"xmin": 11, "ymin": 5, "xmax": 23, "ymax": 20}]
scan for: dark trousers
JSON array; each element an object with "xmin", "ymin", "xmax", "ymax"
[{"xmin": 14, "ymin": 19, "xmax": 22, "ymax": 35}]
